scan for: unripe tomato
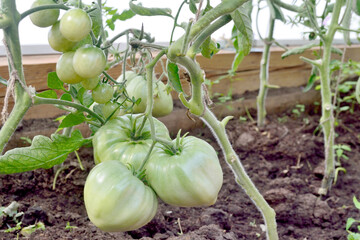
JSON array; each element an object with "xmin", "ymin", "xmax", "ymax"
[
  {"xmin": 60, "ymin": 8, "xmax": 92, "ymax": 42},
  {"xmin": 81, "ymin": 77, "xmax": 100, "ymax": 90},
  {"xmin": 30, "ymin": 0, "xmax": 60, "ymax": 28},
  {"xmin": 92, "ymin": 83, "xmax": 113, "ymax": 104},
  {"xmin": 48, "ymin": 21, "xmax": 77, "ymax": 52},
  {"xmin": 102, "ymin": 101, "xmax": 121, "ymax": 120},
  {"xmin": 92, "ymin": 114, "xmax": 171, "ymax": 169},
  {"xmin": 73, "ymin": 45, "xmax": 106, "ymax": 79},
  {"xmin": 126, "ymin": 75, "xmax": 173, "ymax": 117},
  {"xmin": 146, "ymin": 136, "xmax": 223, "ymax": 207},
  {"xmin": 116, "ymin": 71, "xmax": 138, "ymax": 83},
  {"xmin": 56, "ymin": 52, "xmax": 84, "ymax": 84},
  {"xmin": 84, "ymin": 160, "xmax": 158, "ymax": 232}
]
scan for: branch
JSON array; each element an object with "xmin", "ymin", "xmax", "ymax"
[{"xmin": 20, "ymin": 4, "xmax": 70, "ymax": 21}]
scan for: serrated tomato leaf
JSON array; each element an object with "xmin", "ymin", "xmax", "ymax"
[
  {"xmin": 0, "ymin": 130, "xmax": 90, "ymax": 174},
  {"xmin": 167, "ymin": 61, "xmax": 183, "ymax": 93},
  {"xmin": 36, "ymin": 90, "xmax": 58, "ymax": 99},
  {"xmin": 47, "ymin": 72, "xmax": 64, "ymax": 90},
  {"xmin": 200, "ymin": 37, "xmax": 220, "ymax": 59},
  {"xmin": 58, "ymin": 112, "xmax": 86, "ymax": 129},
  {"xmin": 129, "ymin": 1, "xmax": 173, "ymax": 18}
]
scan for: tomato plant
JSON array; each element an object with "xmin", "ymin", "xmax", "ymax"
[
  {"xmin": 73, "ymin": 45, "xmax": 106, "ymax": 79},
  {"xmin": 84, "ymin": 160, "xmax": 158, "ymax": 232},
  {"xmin": 56, "ymin": 51, "xmax": 84, "ymax": 84},
  {"xmin": 92, "ymin": 83, "xmax": 113, "ymax": 104},
  {"xmin": 30, "ymin": 0, "xmax": 60, "ymax": 28},
  {"xmin": 126, "ymin": 75, "xmax": 173, "ymax": 117},
  {"xmin": 48, "ymin": 21, "xmax": 77, "ymax": 52},
  {"xmin": 59, "ymin": 8, "xmax": 92, "ymax": 42},
  {"xmin": 92, "ymin": 114, "xmax": 170, "ymax": 169},
  {"xmin": 146, "ymin": 136, "xmax": 223, "ymax": 207}
]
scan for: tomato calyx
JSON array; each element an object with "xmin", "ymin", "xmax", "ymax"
[{"xmin": 158, "ymin": 130, "xmax": 188, "ymax": 156}]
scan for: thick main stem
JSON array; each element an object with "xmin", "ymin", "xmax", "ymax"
[
  {"xmin": 317, "ymin": 0, "xmax": 342, "ymax": 195},
  {"xmin": 0, "ymin": 0, "xmax": 32, "ymax": 153},
  {"xmin": 201, "ymin": 109, "xmax": 278, "ymax": 240},
  {"xmin": 168, "ymin": 50, "xmax": 278, "ymax": 239},
  {"xmin": 256, "ymin": 16, "xmax": 275, "ymax": 127}
]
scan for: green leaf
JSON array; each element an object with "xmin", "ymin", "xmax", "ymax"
[
  {"xmin": 167, "ymin": 61, "xmax": 183, "ymax": 93},
  {"xmin": 342, "ymin": 0, "xmax": 353, "ymax": 45},
  {"xmin": 230, "ymin": 1, "xmax": 253, "ymax": 57},
  {"xmin": 347, "ymin": 218, "xmax": 357, "ymax": 230},
  {"xmin": 47, "ymin": 72, "xmax": 64, "ymax": 90},
  {"xmin": 36, "ymin": 90, "xmax": 57, "ymax": 99},
  {"xmin": 281, "ymin": 43, "xmax": 318, "ymax": 59},
  {"xmin": 331, "ymin": 46, "xmax": 343, "ymax": 56},
  {"xmin": 0, "ymin": 130, "xmax": 89, "ymax": 174},
  {"xmin": 303, "ymin": 73, "xmax": 317, "ymax": 92},
  {"xmin": 231, "ymin": 51, "xmax": 244, "ymax": 73},
  {"xmin": 129, "ymin": 1, "xmax": 173, "ymax": 18},
  {"xmin": 77, "ymin": 88, "xmax": 94, "ymax": 108},
  {"xmin": 114, "ymin": 9, "xmax": 136, "ymax": 21},
  {"xmin": 200, "ymin": 37, "xmax": 220, "ymax": 58},
  {"xmin": 189, "ymin": 0, "xmax": 197, "ymax": 14},
  {"xmin": 354, "ymin": 196, "xmax": 360, "ymax": 209},
  {"xmin": 267, "ymin": 0, "xmax": 286, "ymax": 22},
  {"xmin": 60, "ymin": 93, "xmax": 72, "ymax": 102},
  {"xmin": 58, "ymin": 112, "xmax": 86, "ymax": 129}
]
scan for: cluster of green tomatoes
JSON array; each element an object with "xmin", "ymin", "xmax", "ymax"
[
  {"xmin": 87, "ymin": 114, "xmax": 224, "ymax": 232},
  {"xmin": 30, "ymin": 0, "xmax": 224, "ymax": 233}
]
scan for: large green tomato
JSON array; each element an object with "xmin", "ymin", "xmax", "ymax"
[
  {"xmin": 60, "ymin": 8, "xmax": 92, "ymax": 42},
  {"xmin": 48, "ymin": 21, "xmax": 77, "ymax": 52},
  {"xmin": 126, "ymin": 75, "xmax": 173, "ymax": 117},
  {"xmin": 56, "ymin": 52, "xmax": 84, "ymax": 84},
  {"xmin": 146, "ymin": 136, "xmax": 223, "ymax": 207},
  {"xmin": 92, "ymin": 114, "xmax": 170, "ymax": 170},
  {"xmin": 73, "ymin": 45, "xmax": 106, "ymax": 79},
  {"xmin": 84, "ymin": 160, "xmax": 158, "ymax": 232},
  {"xmin": 30, "ymin": 0, "xmax": 60, "ymax": 28}
]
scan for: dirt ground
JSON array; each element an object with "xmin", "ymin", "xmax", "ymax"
[{"xmin": 0, "ymin": 102, "xmax": 359, "ymax": 240}]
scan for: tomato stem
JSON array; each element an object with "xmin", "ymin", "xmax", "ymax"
[
  {"xmin": 256, "ymin": 15, "xmax": 275, "ymax": 128},
  {"xmin": 0, "ymin": 0, "xmax": 32, "ymax": 153},
  {"xmin": 20, "ymin": 4, "xmax": 70, "ymax": 21},
  {"xmin": 33, "ymin": 96, "xmax": 105, "ymax": 125},
  {"xmin": 136, "ymin": 141, "xmax": 156, "ymax": 177}
]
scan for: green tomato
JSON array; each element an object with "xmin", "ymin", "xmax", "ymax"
[
  {"xmin": 92, "ymin": 114, "xmax": 170, "ymax": 169},
  {"xmin": 146, "ymin": 136, "xmax": 223, "ymax": 207},
  {"xmin": 48, "ymin": 21, "xmax": 77, "ymax": 52},
  {"xmin": 92, "ymin": 83, "xmax": 113, "ymax": 104},
  {"xmin": 84, "ymin": 160, "xmax": 158, "ymax": 232},
  {"xmin": 102, "ymin": 101, "xmax": 121, "ymax": 120},
  {"xmin": 81, "ymin": 77, "xmax": 100, "ymax": 90},
  {"xmin": 126, "ymin": 75, "xmax": 173, "ymax": 117},
  {"xmin": 60, "ymin": 8, "xmax": 92, "ymax": 42},
  {"xmin": 73, "ymin": 45, "xmax": 106, "ymax": 79},
  {"xmin": 56, "ymin": 52, "xmax": 84, "ymax": 84},
  {"xmin": 116, "ymin": 71, "xmax": 138, "ymax": 83},
  {"xmin": 30, "ymin": 0, "xmax": 60, "ymax": 28}
]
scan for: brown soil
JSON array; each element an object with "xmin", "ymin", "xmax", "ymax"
[{"xmin": 0, "ymin": 103, "xmax": 360, "ymax": 240}]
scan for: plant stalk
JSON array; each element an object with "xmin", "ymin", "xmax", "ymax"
[
  {"xmin": 201, "ymin": 108, "xmax": 278, "ymax": 240},
  {"xmin": 317, "ymin": 0, "xmax": 342, "ymax": 195},
  {"xmin": 256, "ymin": 15, "xmax": 275, "ymax": 127},
  {"xmin": 0, "ymin": 0, "xmax": 32, "ymax": 153}
]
